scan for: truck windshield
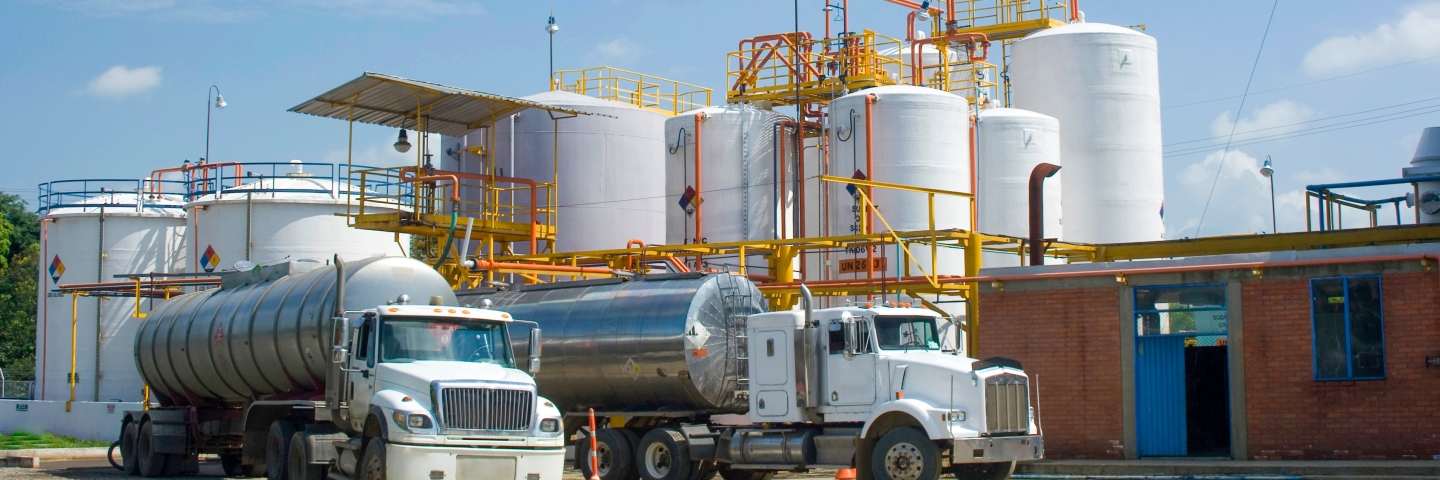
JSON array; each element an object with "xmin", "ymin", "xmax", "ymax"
[
  {"xmin": 874, "ymin": 316, "xmax": 941, "ymax": 351},
  {"xmin": 379, "ymin": 317, "xmax": 515, "ymax": 367}
]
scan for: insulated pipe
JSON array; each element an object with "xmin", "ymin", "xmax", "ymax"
[
  {"xmin": 1028, "ymin": 163, "xmax": 1062, "ymax": 266},
  {"xmin": 694, "ymin": 112, "xmax": 706, "ymax": 269}
]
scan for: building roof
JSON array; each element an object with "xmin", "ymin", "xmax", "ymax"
[{"xmin": 288, "ymin": 72, "xmax": 591, "ymax": 137}]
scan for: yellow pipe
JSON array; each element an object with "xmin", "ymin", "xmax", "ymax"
[
  {"xmin": 133, "ymin": 279, "xmax": 146, "ymax": 318},
  {"xmin": 142, "ymin": 385, "xmax": 150, "ymax": 411},
  {"xmin": 66, "ymin": 294, "xmax": 77, "ymax": 412},
  {"xmin": 965, "ymin": 231, "xmax": 982, "ymax": 356}
]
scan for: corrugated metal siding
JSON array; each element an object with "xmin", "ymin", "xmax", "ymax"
[{"xmin": 1136, "ymin": 335, "xmax": 1187, "ymax": 456}]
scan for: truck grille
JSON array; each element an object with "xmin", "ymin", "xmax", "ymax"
[
  {"xmin": 984, "ymin": 373, "xmax": 1029, "ymax": 435},
  {"xmin": 440, "ymin": 387, "xmax": 534, "ymax": 431}
]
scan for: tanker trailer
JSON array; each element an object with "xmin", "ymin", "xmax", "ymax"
[
  {"xmin": 118, "ymin": 256, "xmax": 565, "ymax": 480},
  {"xmin": 465, "ymin": 274, "xmax": 1042, "ymax": 480}
]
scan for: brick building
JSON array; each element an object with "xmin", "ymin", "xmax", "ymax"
[{"xmin": 976, "ymin": 243, "xmax": 1440, "ymax": 460}]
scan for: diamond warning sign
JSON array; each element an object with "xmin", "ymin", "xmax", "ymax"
[
  {"xmin": 48, "ymin": 255, "xmax": 65, "ymax": 284},
  {"xmin": 201, "ymin": 246, "xmax": 221, "ymax": 273}
]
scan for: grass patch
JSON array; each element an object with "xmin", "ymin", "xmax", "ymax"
[{"xmin": 0, "ymin": 432, "xmax": 108, "ymax": 450}]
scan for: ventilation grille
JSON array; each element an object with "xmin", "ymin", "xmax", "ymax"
[
  {"xmin": 440, "ymin": 387, "xmax": 534, "ymax": 431},
  {"xmin": 984, "ymin": 373, "xmax": 1030, "ymax": 435}
]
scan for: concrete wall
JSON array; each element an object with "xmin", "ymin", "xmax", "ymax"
[{"xmin": 0, "ymin": 400, "xmax": 140, "ymax": 442}]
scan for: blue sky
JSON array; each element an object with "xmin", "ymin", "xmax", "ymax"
[{"xmin": 3, "ymin": 0, "xmax": 1439, "ymax": 239}]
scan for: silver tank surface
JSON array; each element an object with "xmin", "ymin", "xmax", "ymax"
[
  {"xmin": 462, "ymin": 273, "xmax": 765, "ymax": 414},
  {"xmin": 135, "ymin": 257, "xmax": 456, "ymax": 406}
]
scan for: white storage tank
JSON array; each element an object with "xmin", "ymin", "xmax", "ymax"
[
  {"xmin": 34, "ymin": 185, "xmax": 186, "ymax": 402},
  {"xmin": 181, "ymin": 163, "xmax": 404, "ymax": 274},
  {"xmin": 825, "ymin": 85, "xmax": 972, "ymax": 288},
  {"xmin": 1402, "ymin": 126, "xmax": 1440, "ymax": 223},
  {"xmin": 664, "ymin": 104, "xmax": 795, "ymax": 272},
  {"xmin": 1010, "ymin": 22, "xmax": 1164, "ymax": 244},
  {"xmin": 977, "ymin": 108, "xmax": 1062, "ymax": 267},
  {"xmin": 444, "ymin": 90, "xmax": 667, "ymax": 254}
]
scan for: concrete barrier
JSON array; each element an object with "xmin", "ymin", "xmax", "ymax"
[{"xmin": 0, "ymin": 400, "xmax": 143, "ymax": 442}]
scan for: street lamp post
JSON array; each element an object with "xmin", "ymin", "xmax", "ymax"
[
  {"xmin": 546, "ymin": 12, "xmax": 559, "ymax": 88},
  {"xmin": 206, "ymin": 85, "xmax": 226, "ymax": 163},
  {"xmin": 1261, "ymin": 155, "xmax": 1276, "ymax": 233}
]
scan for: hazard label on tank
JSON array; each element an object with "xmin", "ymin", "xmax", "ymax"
[
  {"xmin": 201, "ymin": 246, "xmax": 220, "ymax": 273},
  {"xmin": 48, "ymin": 255, "xmax": 65, "ymax": 283}
]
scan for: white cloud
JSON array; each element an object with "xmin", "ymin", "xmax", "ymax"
[
  {"xmin": 1209, "ymin": 100, "xmax": 1315, "ymax": 140},
  {"xmin": 84, "ymin": 65, "xmax": 162, "ymax": 99},
  {"xmin": 1302, "ymin": 2, "xmax": 1440, "ymax": 75},
  {"xmin": 588, "ymin": 38, "xmax": 643, "ymax": 64}
]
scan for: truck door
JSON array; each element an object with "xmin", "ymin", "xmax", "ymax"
[
  {"xmin": 824, "ymin": 318, "xmax": 877, "ymax": 406},
  {"xmin": 348, "ymin": 316, "xmax": 377, "ymax": 431}
]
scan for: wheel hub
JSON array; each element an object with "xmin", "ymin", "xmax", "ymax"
[
  {"xmin": 884, "ymin": 442, "xmax": 924, "ymax": 480},
  {"xmin": 645, "ymin": 443, "xmax": 672, "ymax": 478},
  {"xmin": 596, "ymin": 442, "xmax": 613, "ymax": 476}
]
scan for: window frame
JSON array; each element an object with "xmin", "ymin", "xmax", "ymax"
[
  {"xmin": 1132, "ymin": 282, "xmax": 1229, "ymax": 338},
  {"xmin": 1309, "ymin": 275, "xmax": 1386, "ymax": 381}
]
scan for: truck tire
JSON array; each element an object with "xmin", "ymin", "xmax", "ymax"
[
  {"xmin": 135, "ymin": 421, "xmax": 168, "ymax": 478},
  {"xmin": 577, "ymin": 429, "xmax": 636, "ymax": 480},
  {"xmin": 871, "ymin": 428, "xmax": 940, "ymax": 480},
  {"xmin": 120, "ymin": 421, "xmax": 139, "ymax": 475},
  {"xmin": 288, "ymin": 432, "xmax": 329, "ymax": 480},
  {"xmin": 266, "ymin": 420, "xmax": 297, "ymax": 480},
  {"xmin": 948, "ymin": 461, "xmax": 1014, "ymax": 480},
  {"xmin": 357, "ymin": 437, "xmax": 387, "ymax": 480},
  {"xmin": 636, "ymin": 428, "xmax": 692, "ymax": 480}
]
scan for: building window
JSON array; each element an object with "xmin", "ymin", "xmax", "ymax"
[
  {"xmin": 1133, "ymin": 283, "xmax": 1228, "ymax": 342},
  {"xmin": 1310, "ymin": 276, "xmax": 1385, "ymax": 380}
]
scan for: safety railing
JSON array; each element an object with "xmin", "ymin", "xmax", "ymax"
[
  {"xmin": 551, "ymin": 66, "xmax": 712, "ymax": 116},
  {"xmin": 946, "ymin": 0, "xmax": 1068, "ymax": 36},
  {"xmin": 727, "ymin": 30, "xmax": 903, "ymax": 105},
  {"xmin": 350, "ymin": 166, "xmax": 556, "ymax": 248},
  {"xmin": 1305, "ymin": 175, "xmax": 1437, "ymax": 231},
  {"xmin": 140, "ymin": 161, "xmax": 401, "ymax": 202},
  {"xmin": 36, "ymin": 179, "xmax": 189, "ymax": 215}
]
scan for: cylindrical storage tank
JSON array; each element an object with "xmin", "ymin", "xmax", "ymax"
[
  {"xmin": 1403, "ymin": 127, "xmax": 1440, "ymax": 223},
  {"xmin": 461, "ymin": 273, "xmax": 765, "ymax": 413},
  {"xmin": 181, "ymin": 166, "xmax": 405, "ymax": 273},
  {"xmin": 35, "ymin": 188, "xmax": 186, "ymax": 402},
  {"xmin": 446, "ymin": 91, "xmax": 667, "ymax": 253},
  {"xmin": 135, "ymin": 257, "xmax": 455, "ymax": 406},
  {"xmin": 1010, "ymin": 22, "xmax": 1164, "ymax": 244},
  {"xmin": 826, "ymin": 85, "xmax": 971, "ymax": 288},
  {"xmin": 665, "ymin": 104, "xmax": 795, "ymax": 272},
  {"xmin": 977, "ymin": 108, "xmax": 1062, "ymax": 267}
]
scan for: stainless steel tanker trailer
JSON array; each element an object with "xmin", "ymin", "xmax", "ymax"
[
  {"xmin": 117, "ymin": 256, "xmax": 565, "ymax": 480},
  {"xmin": 461, "ymin": 272, "xmax": 1043, "ymax": 480}
]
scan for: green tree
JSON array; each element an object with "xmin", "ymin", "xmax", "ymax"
[{"xmin": 0, "ymin": 193, "xmax": 39, "ymax": 381}]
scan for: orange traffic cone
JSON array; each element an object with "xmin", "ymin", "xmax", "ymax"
[
  {"xmin": 836, "ymin": 467, "xmax": 857, "ymax": 480},
  {"xmin": 588, "ymin": 408, "xmax": 601, "ymax": 480}
]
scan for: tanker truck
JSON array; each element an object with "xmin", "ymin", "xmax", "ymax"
[
  {"xmin": 117, "ymin": 256, "xmax": 566, "ymax": 480},
  {"xmin": 462, "ymin": 272, "xmax": 1042, "ymax": 480}
]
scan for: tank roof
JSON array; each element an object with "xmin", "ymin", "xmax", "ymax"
[
  {"xmin": 42, "ymin": 192, "xmax": 186, "ymax": 218},
  {"xmin": 187, "ymin": 176, "xmax": 367, "ymax": 206},
  {"xmin": 521, "ymin": 90, "xmax": 644, "ymax": 110},
  {"xmin": 978, "ymin": 107, "xmax": 1057, "ymax": 120},
  {"xmin": 1023, "ymin": 21, "xmax": 1153, "ymax": 41}
]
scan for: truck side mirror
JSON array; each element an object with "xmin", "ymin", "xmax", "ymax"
[
  {"xmin": 331, "ymin": 316, "xmax": 351, "ymax": 364},
  {"xmin": 527, "ymin": 328, "xmax": 542, "ymax": 375},
  {"xmin": 842, "ymin": 313, "xmax": 858, "ymax": 360}
]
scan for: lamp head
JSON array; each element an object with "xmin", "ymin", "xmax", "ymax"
[
  {"xmin": 916, "ymin": 0, "xmax": 932, "ymax": 20},
  {"xmin": 824, "ymin": 4, "xmax": 834, "ymax": 12},
  {"xmin": 1260, "ymin": 157, "xmax": 1274, "ymax": 178},
  {"xmin": 393, "ymin": 129, "xmax": 412, "ymax": 153},
  {"xmin": 215, "ymin": 94, "xmax": 226, "ymax": 109},
  {"xmin": 546, "ymin": 15, "xmax": 558, "ymax": 34}
]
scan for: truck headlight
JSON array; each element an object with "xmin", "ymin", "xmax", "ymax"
[
  {"xmin": 540, "ymin": 419, "xmax": 560, "ymax": 432},
  {"xmin": 393, "ymin": 412, "xmax": 433, "ymax": 429}
]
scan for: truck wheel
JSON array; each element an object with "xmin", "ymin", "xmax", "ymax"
[
  {"xmin": 289, "ymin": 432, "xmax": 328, "ymax": 480},
  {"xmin": 636, "ymin": 428, "xmax": 692, "ymax": 480},
  {"xmin": 120, "ymin": 421, "xmax": 139, "ymax": 475},
  {"xmin": 222, "ymin": 453, "xmax": 258, "ymax": 477},
  {"xmin": 135, "ymin": 421, "xmax": 168, "ymax": 478},
  {"xmin": 716, "ymin": 467, "xmax": 774, "ymax": 480},
  {"xmin": 948, "ymin": 461, "xmax": 1015, "ymax": 480},
  {"xmin": 577, "ymin": 429, "xmax": 636, "ymax": 480},
  {"xmin": 871, "ymin": 428, "xmax": 940, "ymax": 480},
  {"xmin": 266, "ymin": 420, "xmax": 297, "ymax": 480},
  {"xmin": 357, "ymin": 437, "xmax": 387, "ymax": 480}
]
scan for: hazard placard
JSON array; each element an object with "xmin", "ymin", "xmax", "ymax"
[{"xmin": 838, "ymin": 257, "xmax": 887, "ymax": 273}]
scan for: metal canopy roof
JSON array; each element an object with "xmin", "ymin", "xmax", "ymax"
[{"xmin": 288, "ymin": 72, "xmax": 588, "ymax": 137}]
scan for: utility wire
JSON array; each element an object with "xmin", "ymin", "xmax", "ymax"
[
  {"xmin": 1164, "ymin": 52, "xmax": 1440, "ymax": 110},
  {"xmin": 1163, "ymin": 106, "xmax": 1440, "ymax": 159},
  {"xmin": 1194, "ymin": 0, "xmax": 1280, "ymax": 238},
  {"xmin": 1164, "ymin": 94, "xmax": 1440, "ymax": 147}
]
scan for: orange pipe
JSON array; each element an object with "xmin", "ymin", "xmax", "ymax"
[
  {"xmin": 149, "ymin": 161, "xmax": 244, "ymax": 196},
  {"xmin": 797, "ymin": 123, "xmax": 806, "ymax": 279},
  {"xmin": 57, "ymin": 278, "xmax": 222, "ymax": 290},
  {"xmin": 471, "ymin": 260, "xmax": 613, "ymax": 275},
  {"xmin": 864, "ymin": 94, "xmax": 876, "ymax": 289},
  {"xmin": 1069, "ymin": 0, "xmax": 1080, "ymax": 22},
  {"xmin": 694, "ymin": 112, "xmax": 706, "ymax": 269},
  {"xmin": 779, "ymin": 121, "xmax": 787, "ymax": 240},
  {"xmin": 399, "ymin": 166, "xmax": 542, "ymax": 253},
  {"xmin": 40, "ymin": 218, "xmax": 53, "ymax": 400},
  {"xmin": 970, "ymin": 115, "xmax": 979, "ymax": 232}
]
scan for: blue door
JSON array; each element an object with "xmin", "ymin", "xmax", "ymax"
[{"xmin": 1136, "ymin": 335, "xmax": 1187, "ymax": 456}]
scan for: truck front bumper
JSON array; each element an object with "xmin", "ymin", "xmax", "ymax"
[
  {"xmin": 951, "ymin": 434, "xmax": 1043, "ymax": 464},
  {"xmin": 386, "ymin": 442, "xmax": 565, "ymax": 480}
]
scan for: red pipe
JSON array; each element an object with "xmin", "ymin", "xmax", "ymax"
[
  {"xmin": 398, "ymin": 166, "xmax": 541, "ymax": 253},
  {"xmin": 779, "ymin": 121, "xmax": 787, "ymax": 240},
  {"xmin": 40, "ymin": 218, "xmax": 52, "ymax": 399},
  {"xmin": 864, "ymin": 94, "xmax": 876, "ymax": 288},
  {"xmin": 970, "ymin": 115, "xmax": 979, "ymax": 232},
  {"xmin": 1069, "ymin": 0, "xmax": 1080, "ymax": 22},
  {"xmin": 1028, "ymin": 163, "xmax": 1062, "ymax": 266}
]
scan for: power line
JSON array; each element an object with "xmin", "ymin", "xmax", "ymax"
[
  {"xmin": 1163, "ymin": 106, "xmax": 1440, "ymax": 159},
  {"xmin": 1163, "ymin": 94, "xmax": 1440, "ymax": 147},
  {"xmin": 1194, "ymin": 0, "xmax": 1280, "ymax": 238},
  {"xmin": 1163, "ymin": 52, "xmax": 1440, "ymax": 110}
]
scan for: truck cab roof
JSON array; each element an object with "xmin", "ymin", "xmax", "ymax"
[{"xmin": 376, "ymin": 304, "xmax": 515, "ymax": 322}]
